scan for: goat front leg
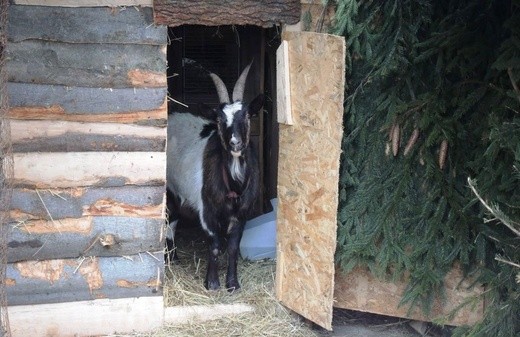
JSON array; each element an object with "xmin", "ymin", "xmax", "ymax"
[
  {"xmin": 225, "ymin": 219, "xmax": 244, "ymax": 291},
  {"xmin": 205, "ymin": 233, "xmax": 221, "ymax": 290}
]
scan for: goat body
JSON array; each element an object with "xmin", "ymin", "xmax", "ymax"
[{"xmin": 166, "ymin": 64, "xmax": 262, "ymax": 290}]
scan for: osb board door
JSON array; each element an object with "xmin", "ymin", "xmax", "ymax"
[{"xmin": 275, "ymin": 31, "xmax": 345, "ymax": 331}]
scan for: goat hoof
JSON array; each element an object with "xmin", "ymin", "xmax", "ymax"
[
  {"xmin": 205, "ymin": 279, "xmax": 220, "ymax": 291},
  {"xmin": 226, "ymin": 280, "xmax": 241, "ymax": 292}
]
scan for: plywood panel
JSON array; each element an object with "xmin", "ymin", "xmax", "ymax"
[
  {"xmin": 11, "ymin": 120, "xmax": 166, "ymax": 152},
  {"xmin": 6, "ymin": 40, "xmax": 166, "ymax": 88},
  {"xmin": 13, "ymin": 152, "xmax": 166, "ymax": 188},
  {"xmin": 9, "ymin": 297, "xmax": 163, "ymax": 337},
  {"xmin": 6, "ymin": 253, "xmax": 163, "ymax": 305},
  {"xmin": 334, "ymin": 266, "xmax": 484, "ymax": 326},
  {"xmin": 275, "ymin": 32, "xmax": 345, "ymax": 331},
  {"xmin": 8, "ymin": 5, "xmax": 165, "ymax": 44}
]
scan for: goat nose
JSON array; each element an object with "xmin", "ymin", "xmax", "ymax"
[{"xmin": 230, "ymin": 138, "xmax": 242, "ymax": 147}]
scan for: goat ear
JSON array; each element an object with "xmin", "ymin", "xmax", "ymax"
[
  {"xmin": 197, "ymin": 103, "xmax": 218, "ymax": 120},
  {"xmin": 248, "ymin": 94, "xmax": 264, "ymax": 117}
]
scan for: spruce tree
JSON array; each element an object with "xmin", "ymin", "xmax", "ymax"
[{"xmin": 333, "ymin": 1, "xmax": 519, "ymax": 336}]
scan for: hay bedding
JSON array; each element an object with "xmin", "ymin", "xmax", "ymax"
[{"xmin": 137, "ymin": 224, "xmax": 319, "ymax": 337}]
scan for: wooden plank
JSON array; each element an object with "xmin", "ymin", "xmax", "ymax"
[
  {"xmin": 276, "ymin": 40, "xmax": 293, "ymax": 125},
  {"xmin": 13, "ymin": 0, "xmax": 153, "ymax": 7},
  {"xmin": 164, "ymin": 304, "xmax": 254, "ymax": 325},
  {"xmin": 8, "ymin": 5, "xmax": 165, "ymax": 44},
  {"xmin": 7, "ymin": 83, "xmax": 167, "ymax": 122},
  {"xmin": 6, "ymin": 253, "xmax": 163, "ymax": 305},
  {"xmin": 334, "ymin": 266, "xmax": 484, "ymax": 326},
  {"xmin": 6, "ymin": 41, "xmax": 166, "ymax": 88},
  {"xmin": 9, "ymin": 296, "xmax": 163, "ymax": 337},
  {"xmin": 11, "ymin": 120, "xmax": 166, "ymax": 152},
  {"xmin": 10, "ymin": 186, "xmax": 165, "ymax": 221},
  {"xmin": 13, "ymin": 152, "xmax": 166, "ymax": 188},
  {"xmin": 275, "ymin": 32, "xmax": 345, "ymax": 331},
  {"xmin": 153, "ymin": 0, "xmax": 301, "ymax": 27},
  {"xmin": 8, "ymin": 216, "xmax": 164, "ymax": 262}
]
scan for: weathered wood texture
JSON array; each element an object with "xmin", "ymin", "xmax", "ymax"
[
  {"xmin": 9, "ymin": 5, "xmax": 165, "ymax": 44},
  {"xmin": 6, "ymin": 253, "xmax": 163, "ymax": 305},
  {"xmin": 8, "ymin": 186, "xmax": 165, "ymax": 262},
  {"xmin": 8, "ymin": 216, "xmax": 164, "ymax": 262},
  {"xmin": 153, "ymin": 0, "xmax": 301, "ymax": 27},
  {"xmin": 6, "ymin": 41, "xmax": 166, "ymax": 88},
  {"xmin": 275, "ymin": 32, "xmax": 345, "ymax": 331},
  {"xmin": 8, "ymin": 83, "xmax": 167, "ymax": 123},
  {"xmin": 334, "ymin": 266, "xmax": 484, "ymax": 326},
  {"xmin": 9, "ymin": 297, "xmax": 163, "ymax": 337},
  {"xmin": 13, "ymin": 0, "xmax": 153, "ymax": 6},
  {"xmin": 13, "ymin": 152, "xmax": 166, "ymax": 188},
  {"xmin": 10, "ymin": 186, "xmax": 164, "ymax": 221},
  {"xmin": 11, "ymin": 120, "xmax": 166, "ymax": 152}
]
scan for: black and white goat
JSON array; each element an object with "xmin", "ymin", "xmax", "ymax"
[{"xmin": 166, "ymin": 63, "xmax": 262, "ymax": 291}]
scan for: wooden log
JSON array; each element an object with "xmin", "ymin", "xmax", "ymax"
[
  {"xmin": 8, "ymin": 5, "xmax": 165, "ymax": 45},
  {"xmin": 10, "ymin": 186, "xmax": 165, "ymax": 222},
  {"xmin": 11, "ymin": 120, "xmax": 166, "ymax": 152},
  {"xmin": 6, "ymin": 253, "xmax": 163, "ymax": 306},
  {"xmin": 8, "ymin": 83, "xmax": 167, "ymax": 119},
  {"xmin": 13, "ymin": 0, "xmax": 153, "ymax": 6},
  {"xmin": 8, "ymin": 216, "xmax": 164, "ymax": 262},
  {"xmin": 6, "ymin": 40, "xmax": 166, "ymax": 88},
  {"xmin": 13, "ymin": 152, "xmax": 166, "ymax": 188},
  {"xmin": 9, "ymin": 297, "xmax": 163, "ymax": 337},
  {"xmin": 153, "ymin": 0, "xmax": 301, "ymax": 28},
  {"xmin": 334, "ymin": 266, "xmax": 484, "ymax": 326}
]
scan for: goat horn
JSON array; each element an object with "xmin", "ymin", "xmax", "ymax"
[
  {"xmin": 232, "ymin": 61, "xmax": 253, "ymax": 102},
  {"xmin": 209, "ymin": 73, "xmax": 230, "ymax": 104}
]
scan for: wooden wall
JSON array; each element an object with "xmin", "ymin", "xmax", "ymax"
[{"xmin": 5, "ymin": 3, "xmax": 167, "ymax": 306}]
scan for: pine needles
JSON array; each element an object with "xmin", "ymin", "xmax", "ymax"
[{"xmin": 333, "ymin": 0, "xmax": 520, "ymax": 336}]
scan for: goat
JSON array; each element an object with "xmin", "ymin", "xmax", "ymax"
[{"xmin": 166, "ymin": 63, "xmax": 263, "ymax": 291}]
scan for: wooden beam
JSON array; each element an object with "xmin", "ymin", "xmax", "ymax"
[
  {"xmin": 9, "ymin": 296, "xmax": 163, "ymax": 337},
  {"xmin": 8, "ymin": 5, "xmax": 165, "ymax": 45},
  {"xmin": 10, "ymin": 186, "xmax": 165, "ymax": 221},
  {"xmin": 7, "ymin": 41, "xmax": 166, "ymax": 88},
  {"xmin": 6, "ymin": 253, "xmax": 163, "ymax": 305},
  {"xmin": 8, "ymin": 216, "xmax": 165, "ymax": 262},
  {"xmin": 153, "ymin": 0, "xmax": 301, "ymax": 28},
  {"xmin": 164, "ymin": 304, "xmax": 254, "ymax": 325},
  {"xmin": 276, "ymin": 40, "xmax": 293, "ymax": 125},
  {"xmin": 12, "ymin": 0, "xmax": 153, "ymax": 7},
  {"xmin": 11, "ymin": 120, "xmax": 166, "ymax": 152},
  {"xmin": 13, "ymin": 152, "xmax": 166, "ymax": 188}
]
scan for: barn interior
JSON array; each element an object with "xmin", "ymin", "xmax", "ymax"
[
  {"xmin": 164, "ymin": 24, "xmax": 280, "ymax": 265},
  {"xmin": 167, "ymin": 24, "xmax": 280, "ymax": 208}
]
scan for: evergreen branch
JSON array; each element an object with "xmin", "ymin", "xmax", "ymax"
[
  {"xmin": 495, "ymin": 256, "xmax": 520, "ymax": 269},
  {"xmin": 468, "ymin": 177, "xmax": 520, "ymax": 237},
  {"xmin": 507, "ymin": 67, "xmax": 520, "ymax": 104}
]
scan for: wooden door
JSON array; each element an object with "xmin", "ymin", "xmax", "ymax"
[{"xmin": 275, "ymin": 31, "xmax": 345, "ymax": 330}]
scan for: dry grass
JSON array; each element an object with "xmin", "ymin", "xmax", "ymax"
[{"xmin": 135, "ymin": 232, "xmax": 319, "ymax": 337}]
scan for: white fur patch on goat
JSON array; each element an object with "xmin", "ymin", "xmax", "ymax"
[
  {"xmin": 223, "ymin": 102, "xmax": 243, "ymax": 127},
  {"xmin": 230, "ymin": 156, "xmax": 245, "ymax": 183},
  {"xmin": 167, "ymin": 113, "xmax": 214, "ymax": 237}
]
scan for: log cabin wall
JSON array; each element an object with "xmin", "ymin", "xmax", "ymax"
[{"xmin": 5, "ymin": 2, "xmax": 168, "ymax": 305}]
